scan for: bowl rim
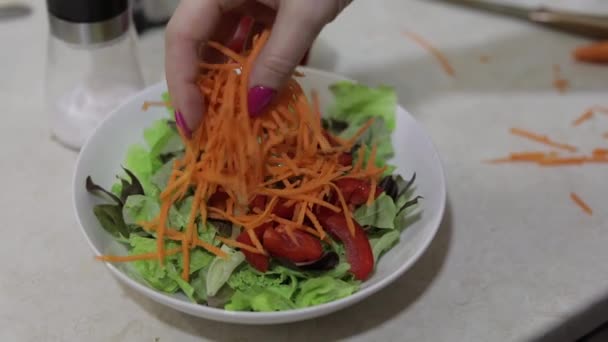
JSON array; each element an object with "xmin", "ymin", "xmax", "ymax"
[{"xmin": 73, "ymin": 66, "xmax": 447, "ymax": 324}]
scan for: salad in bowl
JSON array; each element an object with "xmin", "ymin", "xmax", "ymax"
[{"xmin": 74, "ymin": 30, "xmax": 444, "ymax": 323}]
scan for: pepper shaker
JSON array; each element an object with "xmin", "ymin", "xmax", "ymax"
[{"xmin": 45, "ymin": 0, "xmax": 145, "ymax": 150}]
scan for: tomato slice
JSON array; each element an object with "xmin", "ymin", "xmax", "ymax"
[
  {"xmin": 250, "ymin": 194, "xmax": 267, "ymax": 211},
  {"xmin": 263, "ymin": 226, "xmax": 323, "ymax": 263},
  {"xmin": 236, "ymin": 223, "xmax": 271, "ymax": 272},
  {"xmin": 208, "ymin": 189, "xmax": 229, "ymax": 210},
  {"xmin": 338, "ymin": 152, "xmax": 353, "ymax": 166},
  {"xmin": 249, "ymin": 195, "xmax": 294, "ymax": 219},
  {"xmin": 273, "ymin": 200, "xmax": 295, "ymax": 219},
  {"xmin": 333, "ymin": 178, "xmax": 382, "ymax": 206},
  {"xmin": 226, "ymin": 16, "xmax": 254, "ymax": 53},
  {"xmin": 317, "ymin": 213, "xmax": 374, "ymax": 280}
]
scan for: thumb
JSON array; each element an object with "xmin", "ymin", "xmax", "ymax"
[{"xmin": 247, "ymin": 2, "xmax": 332, "ymax": 116}]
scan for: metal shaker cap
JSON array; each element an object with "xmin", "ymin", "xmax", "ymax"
[{"xmin": 47, "ymin": 0, "xmax": 130, "ymax": 45}]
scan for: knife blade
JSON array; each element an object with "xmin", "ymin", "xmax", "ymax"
[{"xmin": 434, "ymin": 0, "xmax": 608, "ymax": 39}]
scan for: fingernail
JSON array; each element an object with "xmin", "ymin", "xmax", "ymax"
[
  {"xmin": 248, "ymin": 86, "xmax": 276, "ymax": 117},
  {"xmin": 174, "ymin": 110, "xmax": 192, "ymax": 138}
]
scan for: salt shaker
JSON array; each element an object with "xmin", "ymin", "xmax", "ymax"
[{"xmin": 45, "ymin": 0, "xmax": 144, "ymax": 150}]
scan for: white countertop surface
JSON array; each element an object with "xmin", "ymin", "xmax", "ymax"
[{"xmin": 2, "ymin": 1, "xmax": 608, "ymax": 341}]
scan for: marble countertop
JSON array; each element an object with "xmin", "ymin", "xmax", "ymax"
[{"xmin": 2, "ymin": 1, "xmax": 608, "ymax": 341}]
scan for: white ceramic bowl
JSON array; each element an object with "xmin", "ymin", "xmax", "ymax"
[{"xmin": 73, "ymin": 67, "xmax": 446, "ymax": 325}]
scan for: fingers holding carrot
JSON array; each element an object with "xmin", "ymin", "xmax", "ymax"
[{"xmin": 165, "ymin": 0, "xmax": 353, "ymax": 136}]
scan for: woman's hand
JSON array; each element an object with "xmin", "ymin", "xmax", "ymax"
[{"xmin": 165, "ymin": 0, "xmax": 352, "ymax": 135}]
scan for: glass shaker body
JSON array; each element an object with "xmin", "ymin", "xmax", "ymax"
[{"xmin": 45, "ymin": 13, "xmax": 144, "ymax": 150}]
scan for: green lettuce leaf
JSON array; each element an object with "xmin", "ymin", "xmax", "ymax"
[
  {"xmin": 123, "ymin": 144, "xmax": 162, "ymax": 196},
  {"xmin": 228, "ymin": 266, "xmax": 298, "ymax": 298},
  {"xmin": 199, "ymin": 221, "xmax": 218, "ymax": 246},
  {"xmin": 176, "ymin": 248, "xmax": 214, "ymax": 276},
  {"xmin": 206, "ymin": 246, "xmax": 245, "ymax": 296},
  {"xmin": 166, "ymin": 196, "xmax": 193, "ymax": 229},
  {"xmin": 190, "ymin": 270, "xmax": 207, "ymax": 302},
  {"xmin": 323, "ymin": 261, "xmax": 351, "ymax": 279},
  {"xmin": 295, "ymin": 276, "xmax": 359, "ymax": 308},
  {"xmin": 144, "ymin": 119, "xmax": 179, "ymax": 157},
  {"xmin": 93, "ymin": 204, "xmax": 129, "ymax": 240},
  {"xmin": 162, "ymin": 92, "xmax": 174, "ymax": 113},
  {"xmin": 151, "ymin": 158, "xmax": 175, "ymax": 190},
  {"xmin": 370, "ymin": 230, "xmax": 400, "ymax": 262},
  {"xmin": 353, "ymin": 193, "xmax": 398, "ymax": 229},
  {"xmin": 128, "ymin": 236, "xmax": 180, "ymax": 292},
  {"xmin": 228, "ymin": 266, "xmax": 284, "ymax": 290},
  {"xmin": 225, "ymin": 287, "xmax": 296, "ymax": 312},
  {"xmin": 326, "ymin": 81, "xmax": 397, "ymax": 171},
  {"xmin": 166, "ymin": 263, "xmax": 195, "ymax": 302},
  {"xmin": 342, "ymin": 118, "xmax": 394, "ymax": 163},
  {"xmin": 122, "ymin": 195, "xmax": 160, "ymax": 226},
  {"xmin": 328, "ymin": 81, "xmax": 397, "ymax": 130}
]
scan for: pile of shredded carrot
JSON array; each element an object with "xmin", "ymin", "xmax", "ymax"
[
  {"xmin": 98, "ymin": 30, "xmax": 386, "ymax": 282},
  {"xmin": 487, "ymin": 103, "xmax": 608, "ymax": 216}
]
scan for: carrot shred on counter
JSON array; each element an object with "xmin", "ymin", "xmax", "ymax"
[
  {"xmin": 570, "ymin": 192, "xmax": 593, "ymax": 216},
  {"xmin": 552, "ymin": 64, "xmax": 569, "ymax": 94},
  {"xmin": 100, "ymin": 29, "xmax": 385, "ymax": 281},
  {"xmin": 487, "ymin": 151, "xmax": 552, "ymax": 163},
  {"xmin": 402, "ymin": 31, "xmax": 455, "ymax": 76},
  {"xmin": 510, "ymin": 128, "xmax": 578, "ymax": 152},
  {"xmin": 573, "ymin": 41, "xmax": 608, "ymax": 64},
  {"xmin": 572, "ymin": 109, "xmax": 594, "ymax": 127},
  {"xmin": 479, "ymin": 55, "xmax": 491, "ymax": 64}
]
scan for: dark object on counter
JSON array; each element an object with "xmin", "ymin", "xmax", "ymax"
[
  {"xmin": 434, "ymin": 0, "xmax": 608, "ymax": 39},
  {"xmin": 0, "ymin": 2, "xmax": 32, "ymax": 20},
  {"xmin": 46, "ymin": 0, "xmax": 129, "ymax": 44},
  {"xmin": 132, "ymin": 9, "xmax": 169, "ymax": 34},
  {"xmin": 47, "ymin": 0, "xmax": 127, "ymax": 23}
]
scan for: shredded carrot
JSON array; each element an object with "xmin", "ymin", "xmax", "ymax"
[
  {"xmin": 570, "ymin": 192, "xmax": 593, "ymax": 216},
  {"xmin": 193, "ymin": 238, "xmax": 228, "ymax": 259},
  {"xmin": 403, "ymin": 31, "xmax": 454, "ymax": 76},
  {"xmin": 142, "ymin": 101, "xmax": 170, "ymax": 111},
  {"xmin": 216, "ymin": 236, "xmax": 265, "ymax": 255},
  {"xmin": 96, "ymin": 247, "xmax": 181, "ymax": 262},
  {"xmin": 328, "ymin": 183, "xmax": 356, "ymax": 236},
  {"xmin": 510, "ymin": 127, "xmax": 578, "ymax": 152},
  {"xmin": 572, "ymin": 109, "xmax": 594, "ymax": 127}
]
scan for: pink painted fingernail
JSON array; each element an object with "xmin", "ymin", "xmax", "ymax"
[
  {"xmin": 174, "ymin": 110, "xmax": 192, "ymax": 138},
  {"xmin": 248, "ymin": 86, "xmax": 276, "ymax": 117}
]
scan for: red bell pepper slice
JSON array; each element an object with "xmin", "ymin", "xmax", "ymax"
[
  {"xmin": 334, "ymin": 178, "xmax": 383, "ymax": 206},
  {"xmin": 263, "ymin": 226, "xmax": 323, "ymax": 263},
  {"xmin": 236, "ymin": 223, "xmax": 271, "ymax": 272},
  {"xmin": 317, "ymin": 213, "xmax": 374, "ymax": 280}
]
